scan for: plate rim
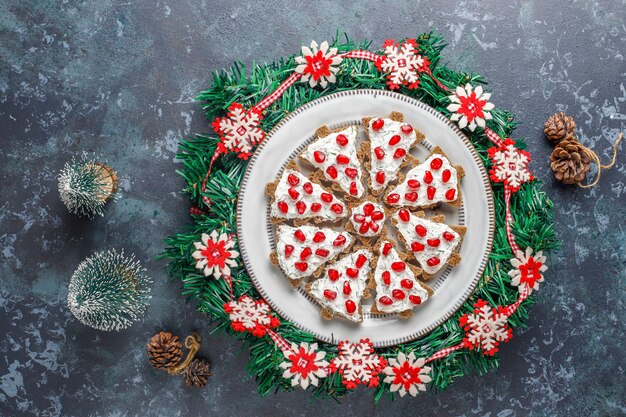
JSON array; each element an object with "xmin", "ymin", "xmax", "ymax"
[{"xmin": 237, "ymin": 89, "xmax": 495, "ymax": 347}]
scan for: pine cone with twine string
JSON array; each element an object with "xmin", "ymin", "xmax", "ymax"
[
  {"xmin": 147, "ymin": 331, "xmax": 183, "ymax": 370},
  {"xmin": 182, "ymin": 358, "xmax": 212, "ymax": 387},
  {"xmin": 550, "ymin": 140, "xmax": 591, "ymax": 184},
  {"xmin": 544, "ymin": 112, "xmax": 577, "ymax": 144}
]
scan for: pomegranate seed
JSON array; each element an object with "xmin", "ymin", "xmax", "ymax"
[
  {"xmin": 392, "ymin": 289, "xmax": 405, "ymax": 300},
  {"xmin": 374, "ymin": 147, "xmax": 385, "ymax": 160},
  {"xmin": 370, "ymin": 222, "xmax": 380, "ymax": 233},
  {"xmin": 331, "ymin": 203, "xmax": 343, "ymax": 214},
  {"xmin": 401, "ymin": 279, "xmax": 414, "ymax": 289},
  {"xmin": 296, "ymin": 201, "xmax": 306, "ymax": 214},
  {"xmin": 382, "ymin": 242, "xmax": 393, "ymax": 256},
  {"xmin": 313, "ymin": 231, "xmax": 326, "ymax": 242},
  {"xmin": 287, "ymin": 173, "xmax": 300, "ymax": 186},
  {"xmin": 427, "ymin": 186, "xmax": 436, "ymax": 200},
  {"xmin": 333, "ymin": 235, "xmax": 346, "ymax": 246},
  {"xmin": 376, "ymin": 171, "xmax": 385, "ymax": 184},
  {"xmin": 391, "ymin": 261, "xmax": 406, "ymax": 272},
  {"xmin": 315, "ymin": 248, "xmax": 329, "ymax": 257},
  {"xmin": 409, "ymin": 295, "xmax": 422, "ymax": 305},
  {"xmin": 371, "ymin": 210, "xmax": 384, "ymax": 220},
  {"xmin": 343, "ymin": 281, "xmax": 352, "ymax": 295},
  {"xmin": 294, "ymin": 230, "xmax": 306, "ymax": 242},
  {"xmin": 356, "ymin": 254, "xmax": 367, "ymax": 268},
  {"xmin": 349, "ymin": 182, "xmax": 358, "ymax": 196},
  {"xmin": 445, "ymin": 189, "xmax": 456, "ymax": 200},
  {"xmin": 386, "ymin": 193, "xmax": 400, "ymax": 204},
  {"xmin": 302, "ymin": 182, "xmax": 313, "ymax": 194},
  {"xmin": 415, "ymin": 225, "xmax": 427, "ymax": 237},
  {"xmin": 430, "ymin": 157, "xmax": 443, "ymax": 170},
  {"xmin": 401, "ymin": 124, "xmax": 413, "ymax": 134},
  {"xmin": 379, "ymin": 296, "xmax": 393, "ymax": 305},
  {"xmin": 336, "ymin": 154, "xmax": 350, "ymax": 165},
  {"xmin": 300, "ymin": 247, "xmax": 312, "ymax": 260},
  {"xmin": 382, "ymin": 271, "xmax": 391, "ymax": 285},
  {"xmin": 405, "ymin": 192, "xmax": 418, "ymax": 202},
  {"xmin": 371, "ymin": 118, "xmax": 384, "ymax": 131},
  {"xmin": 321, "ymin": 193, "xmax": 333, "ymax": 203},
  {"xmin": 359, "ymin": 222, "xmax": 370, "ymax": 234},
  {"xmin": 426, "ymin": 257, "xmax": 440, "ymax": 267},
  {"xmin": 398, "ymin": 209, "xmax": 410, "ymax": 222},
  {"xmin": 336, "ymin": 134, "xmax": 348, "ymax": 146},
  {"xmin": 393, "ymin": 148, "xmax": 406, "ymax": 159},
  {"xmin": 442, "ymin": 169, "xmax": 451, "ymax": 183},
  {"xmin": 411, "ymin": 242, "xmax": 425, "ymax": 252},
  {"xmin": 313, "ymin": 151, "xmax": 325, "ymax": 163},
  {"xmin": 345, "ymin": 167, "xmax": 358, "ymax": 178},
  {"xmin": 277, "ymin": 201, "xmax": 288, "ymax": 213},
  {"xmin": 363, "ymin": 203, "xmax": 375, "ymax": 216},
  {"xmin": 310, "ymin": 203, "xmax": 322, "ymax": 212},
  {"xmin": 443, "ymin": 231, "xmax": 456, "ymax": 242},
  {"xmin": 346, "ymin": 268, "xmax": 358, "ymax": 278},
  {"xmin": 424, "ymin": 171, "xmax": 433, "ymax": 184},
  {"xmin": 353, "ymin": 214, "xmax": 366, "ymax": 223},
  {"xmin": 295, "ymin": 262, "xmax": 308, "ymax": 272},
  {"xmin": 345, "ymin": 300, "xmax": 357, "ymax": 314},
  {"xmin": 324, "ymin": 289, "xmax": 337, "ymax": 300},
  {"xmin": 388, "ymin": 135, "xmax": 401, "ymax": 146},
  {"xmin": 407, "ymin": 179, "xmax": 421, "ymax": 189},
  {"xmin": 326, "ymin": 166, "xmax": 338, "ymax": 179},
  {"xmin": 284, "ymin": 244, "xmax": 294, "ymax": 257},
  {"xmin": 288, "ymin": 187, "xmax": 299, "ymax": 200},
  {"xmin": 328, "ymin": 269, "xmax": 339, "ymax": 281}
]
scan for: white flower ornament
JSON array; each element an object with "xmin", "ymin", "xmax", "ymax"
[
  {"xmin": 192, "ymin": 230, "xmax": 239, "ymax": 279},
  {"xmin": 508, "ymin": 247, "xmax": 547, "ymax": 295},
  {"xmin": 383, "ymin": 352, "xmax": 431, "ymax": 397},
  {"xmin": 295, "ymin": 40, "xmax": 343, "ymax": 88},
  {"xmin": 447, "ymin": 83, "xmax": 495, "ymax": 131},
  {"xmin": 279, "ymin": 342, "xmax": 329, "ymax": 390}
]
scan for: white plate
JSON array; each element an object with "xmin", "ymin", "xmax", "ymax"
[{"xmin": 237, "ymin": 90, "xmax": 494, "ymax": 348}]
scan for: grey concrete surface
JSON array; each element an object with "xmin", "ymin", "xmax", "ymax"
[{"xmin": 1, "ymin": 0, "xmax": 625, "ymax": 416}]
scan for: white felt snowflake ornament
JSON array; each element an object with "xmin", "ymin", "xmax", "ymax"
[
  {"xmin": 211, "ymin": 102, "xmax": 265, "ymax": 159},
  {"xmin": 192, "ymin": 230, "xmax": 239, "ymax": 279},
  {"xmin": 377, "ymin": 39, "xmax": 427, "ymax": 90},
  {"xmin": 383, "ymin": 352, "xmax": 431, "ymax": 397},
  {"xmin": 329, "ymin": 338, "xmax": 386, "ymax": 389},
  {"xmin": 295, "ymin": 40, "xmax": 343, "ymax": 88},
  {"xmin": 459, "ymin": 299, "xmax": 512, "ymax": 356},
  {"xmin": 447, "ymin": 84, "xmax": 494, "ymax": 131},
  {"xmin": 488, "ymin": 139, "xmax": 534, "ymax": 192},
  {"xmin": 279, "ymin": 342, "xmax": 329, "ymax": 390},
  {"xmin": 508, "ymin": 247, "xmax": 547, "ymax": 294}
]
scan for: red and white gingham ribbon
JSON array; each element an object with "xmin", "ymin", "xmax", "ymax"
[
  {"xmin": 504, "ymin": 188, "xmax": 522, "ymax": 255},
  {"xmin": 340, "ymin": 49, "xmax": 381, "ymax": 63},
  {"xmin": 502, "ymin": 283, "xmax": 530, "ymax": 317},
  {"xmin": 424, "ymin": 343, "xmax": 465, "ymax": 364},
  {"xmin": 254, "ymin": 72, "xmax": 303, "ymax": 112},
  {"xmin": 266, "ymin": 328, "xmax": 293, "ymax": 354},
  {"xmin": 484, "ymin": 127, "xmax": 505, "ymax": 147}
]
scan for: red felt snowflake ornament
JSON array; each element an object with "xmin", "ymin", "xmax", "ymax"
[
  {"xmin": 488, "ymin": 139, "xmax": 534, "ymax": 192},
  {"xmin": 459, "ymin": 299, "xmax": 513, "ymax": 356},
  {"xmin": 211, "ymin": 102, "xmax": 265, "ymax": 159},
  {"xmin": 376, "ymin": 39, "xmax": 430, "ymax": 90},
  {"xmin": 223, "ymin": 295, "xmax": 280, "ymax": 337},
  {"xmin": 329, "ymin": 338, "xmax": 387, "ymax": 389}
]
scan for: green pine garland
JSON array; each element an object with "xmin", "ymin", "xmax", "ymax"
[{"xmin": 162, "ymin": 32, "xmax": 559, "ymax": 400}]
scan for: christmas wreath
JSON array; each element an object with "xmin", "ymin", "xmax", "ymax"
[{"xmin": 162, "ymin": 33, "xmax": 558, "ymax": 400}]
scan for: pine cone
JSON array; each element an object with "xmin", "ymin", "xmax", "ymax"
[
  {"xmin": 182, "ymin": 359, "xmax": 212, "ymax": 387},
  {"xmin": 544, "ymin": 112, "xmax": 577, "ymax": 144},
  {"xmin": 549, "ymin": 140, "xmax": 591, "ymax": 184},
  {"xmin": 147, "ymin": 332, "xmax": 183, "ymax": 369}
]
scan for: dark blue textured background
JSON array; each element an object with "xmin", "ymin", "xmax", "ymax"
[{"xmin": 1, "ymin": 1, "xmax": 625, "ymax": 416}]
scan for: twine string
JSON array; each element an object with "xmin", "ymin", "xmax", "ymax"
[
  {"xmin": 577, "ymin": 132, "xmax": 623, "ymax": 189},
  {"xmin": 167, "ymin": 332, "xmax": 202, "ymax": 375}
]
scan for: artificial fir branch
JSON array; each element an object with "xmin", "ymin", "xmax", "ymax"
[{"xmin": 161, "ymin": 32, "xmax": 560, "ymax": 400}]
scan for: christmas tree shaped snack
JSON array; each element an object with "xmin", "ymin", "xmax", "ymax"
[
  {"xmin": 266, "ymin": 161, "xmax": 348, "ymax": 224},
  {"xmin": 361, "ymin": 112, "xmax": 424, "ymax": 195},
  {"xmin": 393, "ymin": 209, "xmax": 466, "ymax": 279},
  {"xmin": 385, "ymin": 147, "xmax": 464, "ymax": 209},
  {"xmin": 270, "ymin": 225, "xmax": 355, "ymax": 286},
  {"xmin": 300, "ymin": 125, "xmax": 365, "ymax": 199},
  {"xmin": 306, "ymin": 248, "xmax": 374, "ymax": 323},
  {"xmin": 370, "ymin": 238, "xmax": 432, "ymax": 318}
]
